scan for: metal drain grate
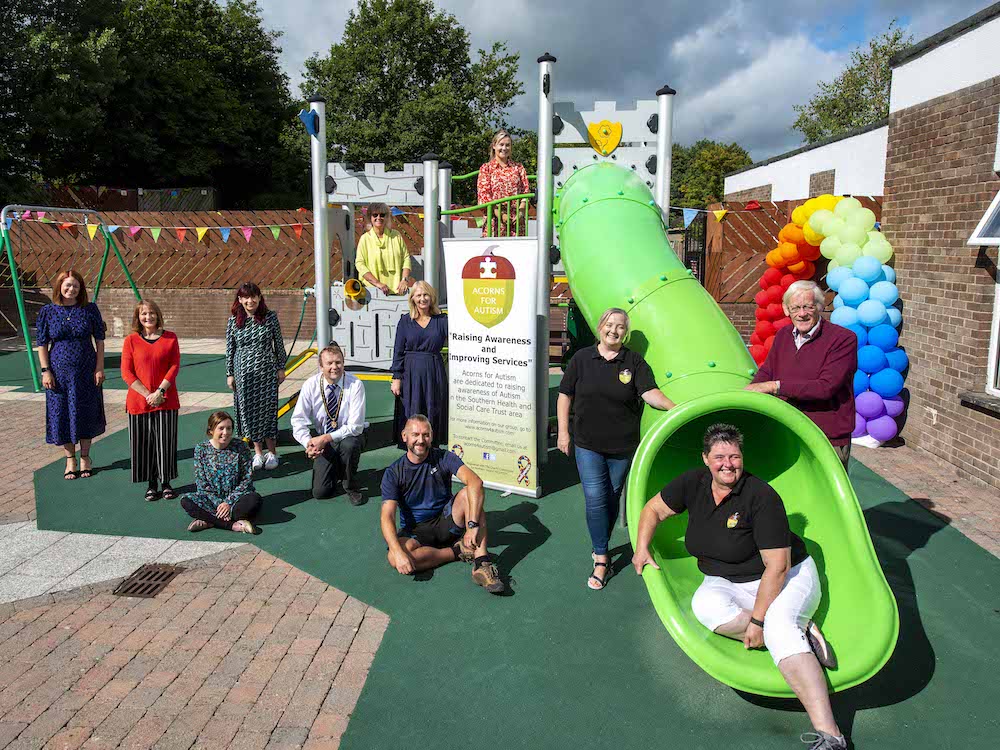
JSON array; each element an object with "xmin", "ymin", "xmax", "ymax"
[{"xmin": 113, "ymin": 563, "xmax": 184, "ymax": 598}]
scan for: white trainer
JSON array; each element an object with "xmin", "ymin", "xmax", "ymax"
[
  {"xmin": 251, "ymin": 453, "xmax": 265, "ymax": 471},
  {"xmin": 263, "ymin": 452, "xmax": 279, "ymax": 470}
]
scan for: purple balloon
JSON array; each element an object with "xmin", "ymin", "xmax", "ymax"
[
  {"xmin": 867, "ymin": 415, "xmax": 899, "ymax": 442},
  {"xmin": 883, "ymin": 395, "xmax": 905, "ymax": 417},
  {"xmin": 855, "ymin": 391, "xmax": 886, "ymax": 420},
  {"xmin": 852, "ymin": 413, "xmax": 868, "ymax": 438}
]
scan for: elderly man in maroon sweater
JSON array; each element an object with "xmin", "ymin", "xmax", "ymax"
[{"xmin": 745, "ymin": 280, "xmax": 857, "ymax": 469}]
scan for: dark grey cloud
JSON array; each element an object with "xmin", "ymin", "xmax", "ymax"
[{"xmin": 262, "ymin": 0, "xmax": 990, "ymax": 160}]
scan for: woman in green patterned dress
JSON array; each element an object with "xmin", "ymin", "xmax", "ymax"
[{"xmin": 226, "ymin": 283, "xmax": 287, "ymax": 471}]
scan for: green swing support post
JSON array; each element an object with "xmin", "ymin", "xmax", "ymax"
[{"xmin": 0, "ymin": 204, "xmax": 142, "ymax": 393}]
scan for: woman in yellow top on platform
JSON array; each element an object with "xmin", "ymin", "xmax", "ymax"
[{"xmin": 355, "ymin": 202, "xmax": 412, "ymax": 295}]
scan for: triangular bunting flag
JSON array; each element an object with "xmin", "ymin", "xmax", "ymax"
[
  {"xmin": 292, "ymin": 224, "xmax": 303, "ymax": 240},
  {"xmin": 129, "ymin": 226, "xmax": 142, "ymax": 238},
  {"xmin": 682, "ymin": 208, "xmax": 698, "ymax": 229},
  {"xmin": 269, "ymin": 226, "xmax": 280, "ymax": 240},
  {"xmin": 87, "ymin": 224, "xmax": 99, "ymax": 241},
  {"xmin": 22, "ymin": 211, "xmax": 31, "ymax": 220},
  {"xmin": 296, "ymin": 207, "xmax": 308, "ymax": 213},
  {"xmin": 196, "ymin": 227, "xmax": 208, "ymax": 243},
  {"xmin": 151, "ymin": 227, "xmax": 162, "ymax": 243},
  {"xmin": 475, "ymin": 217, "xmax": 485, "ymax": 228},
  {"xmin": 97, "ymin": 186, "xmax": 107, "ymax": 196},
  {"xmin": 713, "ymin": 209, "xmax": 728, "ymax": 223},
  {"xmin": 220, "ymin": 227, "xmax": 232, "ymax": 243},
  {"xmin": 176, "ymin": 227, "xmax": 187, "ymax": 243},
  {"xmin": 390, "ymin": 207, "xmax": 404, "ymax": 216},
  {"xmin": 107, "ymin": 225, "xmax": 119, "ymax": 234},
  {"xmin": 37, "ymin": 211, "xmax": 46, "ymax": 220},
  {"xmin": 4, "ymin": 218, "xmax": 12, "ymax": 232},
  {"xmin": 59, "ymin": 222, "xmax": 74, "ymax": 230},
  {"xmin": 241, "ymin": 227, "xmax": 253, "ymax": 243},
  {"xmin": 745, "ymin": 200, "xmax": 761, "ymax": 210}
]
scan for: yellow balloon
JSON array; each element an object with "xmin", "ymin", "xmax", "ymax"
[
  {"xmin": 791, "ymin": 206, "xmax": 807, "ymax": 226},
  {"xmin": 802, "ymin": 223, "xmax": 824, "ymax": 246},
  {"xmin": 802, "ymin": 198, "xmax": 820, "ymax": 219},
  {"xmin": 816, "ymin": 194, "xmax": 839, "ymax": 212}
]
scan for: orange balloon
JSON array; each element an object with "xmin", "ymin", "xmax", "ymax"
[
  {"xmin": 778, "ymin": 242, "xmax": 801, "ymax": 263},
  {"xmin": 778, "ymin": 224, "xmax": 805, "ymax": 245},
  {"xmin": 765, "ymin": 250, "xmax": 781, "ymax": 268},
  {"xmin": 787, "ymin": 260, "xmax": 806, "ymax": 273},
  {"xmin": 792, "ymin": 260, "xmax": 815, "ymax": 279}
]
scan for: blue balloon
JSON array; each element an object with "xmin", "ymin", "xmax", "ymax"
[
  {"xmin": 826, "ymin": 266, "xmax": 855, "ymax": 293},
  {"xmin": 853, "ymin": 370, "xmax": 870, "ymax": 396},
  {"xmin": 886, "ymin": 306, "xmax": 902, "ymax": 328},
  {"xmin": 833, "ymin": 294, "xmax": 844, "ymax": 309},
  {"xmin": 869, "ymin": 281, "xmax": 899, "ymax": 306},
  {"xmin": 846, "ymin": 323, "xmax": 868, "ymax": 347},
  {"xmin": 830, "ymin": 306, "xmax": 859, "ymax": 327},
  {"xmin": 858, "ymin": 345, "xmax": 889, "ymax": 374},
  {"xmin": 867, "ymin": 324, "xmax": 899, "ymax": 352},
  {"xmin": 881, "ymin": 265, "xmax": 896, "ymax": 283},
  {"xmin": 870, "ymin": 368, "xmax": 904, "ymax": 398},
  {"xmin": 858, "ymin": 299, "xmax": 888, "ymax": 327},
  {"xmin": 853, "ymin": 256, "xmax": 883, "ymax": 284},
  {"xmin": 839, "ymin": 277, "xmax": 870, "ymax": 306},
  {"xmin": 885, "ymin": 347, "xmax": 909, "ymax": 372}
]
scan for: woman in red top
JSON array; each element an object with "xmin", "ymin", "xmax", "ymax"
[
  {"xmin": 121, "ymin": 299, "xmax": 181, "ymax": 501},
  {"xmin": 476, "ymin": 129, "xmax": 531, "ymax": 237}
]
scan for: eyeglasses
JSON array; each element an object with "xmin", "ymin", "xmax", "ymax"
[
  {"xmin": 371, "ymin": 212, "xmax": 386, "ymax": 218},
  {"xmin": 788, "ymin": 304, "xmax": 817, "ymax": 313}
]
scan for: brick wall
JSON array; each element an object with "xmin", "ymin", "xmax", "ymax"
[
  {"xmin": 809, "ymin": 170, "xmax": 836, "ymax": 196},
  {"xmin": 724, "ymin": 184, "xmax": 773, "ymax": 202},
  {"xmin": 882, "ymin": 75, "xmax": 1000, "ymax": 489},
  {"xmin": 720, "ymin": 302, "xmax": 756, "ymax": 343}
]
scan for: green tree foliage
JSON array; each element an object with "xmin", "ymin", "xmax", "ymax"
[
  {"xmin": 792, "ymin": 21, "xmax": 912, "ymax": 144},
  {"xmin": 301, "ymin": 0, "xmax": 525, "ymax": 204},
  {"xmin": 1, "ymin": 0, "xmax": 307, "ymax": 208},
  {"xmin": 671, "ymin": 140, "xmax": 752, "ymax": 209}
]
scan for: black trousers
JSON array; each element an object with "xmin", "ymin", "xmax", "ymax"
[
  {"xmin": 312, "ymin": 431, "xmax": 367, "ymax": 499},
  {"xmin": 181, "ymin": 492, "xmax": 262, "ymax": 529}
]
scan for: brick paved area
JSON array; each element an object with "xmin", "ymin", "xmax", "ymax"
[{"xmin": 0, "ymin": 546, "xmax": 386, "ymax": 750}]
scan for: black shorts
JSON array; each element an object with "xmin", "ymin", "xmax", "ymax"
[{"xmin": 399, "ymin": 513, "xmax": 463, "ymax": 548}]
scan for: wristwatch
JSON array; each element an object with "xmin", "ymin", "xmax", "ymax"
[
  {"xmin": 157, "ymin": 387, "xmax": 166, "ymax": 395},
  {"xmin": 41, "ymin": 367, "xmax": 48, "ymax": 373},
  {"xmin": 466, "ymin": 521, "xmax": 479, "ymax": 530}
]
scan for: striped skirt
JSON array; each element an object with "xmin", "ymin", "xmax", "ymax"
[{"xmin": 128, "ymin": 410, "xmax": 179, "ymax": 483}]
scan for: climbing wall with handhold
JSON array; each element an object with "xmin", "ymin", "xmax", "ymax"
[{"xmin": 329, "ymin": 282, "xmax": 411, "ymax": 370}]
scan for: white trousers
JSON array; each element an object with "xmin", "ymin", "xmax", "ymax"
[{"xmin": 691, "ymin": 556, "xmax": 822, "ymax": 665}]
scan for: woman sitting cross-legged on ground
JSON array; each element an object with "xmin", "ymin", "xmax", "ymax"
[
  {"xmin": 181, "ymin": 411, "xmax": 262, "ymax": 534},
  {"xmin": 631, "ymin": 423, "xmax": 844, "ymax": 750}
]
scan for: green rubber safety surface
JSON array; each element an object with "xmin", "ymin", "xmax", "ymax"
[{"xmin": 33, "ymin": 407, "xmax": 1000, "ymax": 749}]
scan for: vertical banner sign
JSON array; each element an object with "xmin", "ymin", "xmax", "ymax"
[{"xmin": 444, "ymin": 237, "xmax": 540, "ymax": 497}]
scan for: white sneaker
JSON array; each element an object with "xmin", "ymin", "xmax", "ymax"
[
  {"xmin": 263, "ymin": 452, "xmax": 279, "ymax": 470},
  {"xmin": 251, "ymin": 453, "xmax": 265, "ymax": 471}
]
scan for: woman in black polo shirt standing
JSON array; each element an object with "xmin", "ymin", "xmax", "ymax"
[
  {"xmin": 631, "ymin": 423, "xmax": 845, "ymax": 750},
  {"xmin": 557, "ymin": 307, "xmax": 674, "ymax": 590}
]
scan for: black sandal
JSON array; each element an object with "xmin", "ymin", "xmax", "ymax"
[
  {"xmin": 144, "ymin": 488, "xmax": 161, "ymax": 502},
  {"xmin": 64, "ymin": 458, "xmax": 78, "ymax": 480},
  {"xmin": 588, "ymin": 560, "xmax": 611, "ymax": 590},
  {"xmin": 78, "ymin": 455, "xmax": 93, "ymax": 479},
  {"xmin": 161, "ymin": 485, "xmax": 177, "ymax": 500}
]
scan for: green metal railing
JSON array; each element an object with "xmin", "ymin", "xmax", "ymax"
[{"xmin": 444, "ymin": 170, "xmax": 537, "ymax": 238}]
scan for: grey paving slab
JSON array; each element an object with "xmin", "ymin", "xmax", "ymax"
[
  {"xmin": 2, "ymin": 527, "xmax": 69, "ymax": 555},
  {"xmin": 0, "ymin": 521, "xmax": 31, "ymax": 538},
  {"xmin": 48, "ymin": 555, "xmax": 153, "ymax": 593},
  {"xmin": 155, "ymin": 540, "xmax": 247, "ymax": 564},
  {"xmin": 104, "ymin": 537, "xmax": 176, "ymax": 559},
  {"xmin": 0, "ymin": 573, "xmax": 63, "ymax": 603}
]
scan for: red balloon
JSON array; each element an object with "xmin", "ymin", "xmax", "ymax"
[
  {"xmin": 791, "ymin": 260, "xmax": 815, "ymax": 280},
  {"xmin": 755, "ymin": 307, "xmax": 768, "ymax": 321},
  {"xmin": 774, "ymin": 316, "xmax": 793, "ymax": 329},
  {"xmin": 750, "ymin": 332, "xmax": 762, "ymax": 346},
  {"xmin": 763, "ymin": 334, "xmax": 775, "ymax": 352},
  {"xmin": 750, "ymin": 344, "xmax": 767, "ymax": 365},
  {"xmin": 755, "ymin": 320, "xmax": 776, "ymax": 340},
  {"xmin": 765, "ymin": 302, "xmax": 784, "ymax": 320},
  {"xmin": 780, "ymin": 273, "xmax": 796, "ymax": 290},
  {"xmin": 766, "ymin": 285, "xmax": 784, "ymax": 305},
  {"xmin": 799, "ymin": 242, "xmax": 821, "ymax": 262},
  {"xmin": 760, "ymin": 267, "xmax": 783, "ymax": 290},
  {"xmin": 754, "ymin": 290, "xmax": 769, "ymax": 307}
]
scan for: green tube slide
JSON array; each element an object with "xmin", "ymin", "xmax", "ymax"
[{"xmin": 556, "ymin": 163, "xmax": 899, "ymax": 697}]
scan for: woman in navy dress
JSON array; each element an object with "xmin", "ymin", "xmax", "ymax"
[
  {"xmin": 35, "ymin": 270, "xmax": 107, "ymax": 479},
  {"xmin": 391, "ymin": 281, "xmax": 448, "ymax": 447}
]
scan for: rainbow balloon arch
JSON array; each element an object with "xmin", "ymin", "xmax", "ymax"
[{"xmin": 751, "ymin": 195, "xmax": 906, "ymax": 446}]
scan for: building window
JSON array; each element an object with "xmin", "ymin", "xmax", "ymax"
[{"xmin": 989, "ymin": 280, "xmax": 1000, "ymax": 398}]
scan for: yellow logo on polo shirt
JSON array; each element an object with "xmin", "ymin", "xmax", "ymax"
[
  {"xmin": 727, "ymin": 512, "xmax": 741, "ymax": 529},
  {"xmin": 618, "ymin": 368, "xmax": 632, "ymax": 384}
]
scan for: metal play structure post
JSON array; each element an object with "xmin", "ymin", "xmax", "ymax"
[
  {"xmin": 1, "ymin": 204, "xmax": 141, "ymax": 392},
  {"xmin": 422, "ymin": 153, "xmax": 440, "ymax": 290},
  {"xmin": 536, "ymin": 52, "xmax": 557, "ymax": 464},
  {"xmin": 306, "ymin": 94, "xmax": 332, "ymax": 351},
  {"xmin": 654, "ymin": 85, "xmax": 675, "ymax": 217},
  {"xmin": 437, "ymin": 161, "xmax": 453, "ymax": 303}
]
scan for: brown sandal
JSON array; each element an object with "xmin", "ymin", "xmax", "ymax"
[{"xmin": 187, "ymin": 519, "xmax": 211, "ymax": 532}]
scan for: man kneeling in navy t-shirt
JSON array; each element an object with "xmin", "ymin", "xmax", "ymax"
[{"xmin": 380, "ymin": 415, "xmax": 504, "ymax": 594}]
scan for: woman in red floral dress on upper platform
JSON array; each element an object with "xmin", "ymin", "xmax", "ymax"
[{"xmin": 476, "ymin": 129, "xmax": 531, "ymax": 237}]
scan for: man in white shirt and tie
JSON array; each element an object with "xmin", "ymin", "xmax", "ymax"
[{"xmin": 291, "ymin": 344, "xmax": 369, "ymax": 505}]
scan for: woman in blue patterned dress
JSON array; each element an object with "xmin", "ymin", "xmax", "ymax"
[
  {"xmin": 225, "ymin": 282, "xmax": 287, "ymax": 472},
  {"xmin": 391, "ymin": 281, "xmax": 448, "ymax": 447},
  {"xmin": 35, "ymin": 270, "xmax": 107, "ymax": 480},
  {"xmin": 181, "ymin": 411, "xmax": 261, "ymax": 534}
]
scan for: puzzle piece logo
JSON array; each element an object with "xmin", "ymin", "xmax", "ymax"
[{"xmin": 462, "ymin": 249, "xmax": 515, "ymax": 328}]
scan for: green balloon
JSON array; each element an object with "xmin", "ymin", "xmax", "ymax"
[
  {"xmin": 835, "ymin": 243, "xmax": 863, "ymax": 267},
  {"xmin": 866, "ymin": 230, "xmax": 885, "ymax": 245},
  {"xmin": 808, "ymin": 209, "xmax": 834, "ymax": 236},
  {"xmin": 828, "ymin": 259, "xmax": 841, "ymax": 271},
  {"xmin": 834, "ymin": 197, "xmax": 862, "ymax": 218},
  {"xmin": 837, "ymin": 222, "xmax": 868, "ymax": 246},
  {"xmin": 819, "ymin": 235, "xmax": 842, "ymax": 259},
  {"xmin": 848, "ymin": 207, "xmax": 877, "ymax": 231},
  {"xmin": 865, "ymin": 242, "xmax": 893, "ymax": 263},
  {"xmin": 824, "ymin": 216, "xmax": 846, "ymax": 239}
]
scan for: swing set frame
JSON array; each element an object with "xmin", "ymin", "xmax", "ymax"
[{"xmin": 1, "ymin": 204, "xmax": 142, "ymax": 393}]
